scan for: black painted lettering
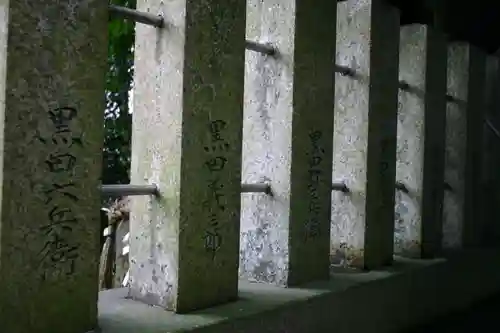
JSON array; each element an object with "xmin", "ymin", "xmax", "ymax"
[
  {"xmin": 48, "ymin": 106, "xmax": 77, "ymax": 129},
  {"xmin": 45, "ymin": 152, "xmax": 77, "ymax": 173},
  {"xmin": 38, "ymin": 232, "xmax": 78, "ymax": 281},
  {"xmin": 203, "ymin": 228, "xmax": 222, "ymax": 260},
  {"xmin": 206, "ymin": 177, "xmax": 226, "ymax": 211},
  {"xmin": 201, "ymin": 119, "xmax": 232, "ymax": 259},
  {"xmin": 42, "ymin": 182, "xmax": 79, "ymax": 204},
  {"xmin": 36, "ymin": 106, "xmax": 82, "ymax": 281},
  {"xmin": 205, "ymin": 156, "xmax": 227, "ymax": 172},
  {"xmin": 51, "ymin": 128, "xmax": 83, "ymax": 147},
  {"xmin": 305, "ymin": 130, "xmax": 325, "ymax": 240}
]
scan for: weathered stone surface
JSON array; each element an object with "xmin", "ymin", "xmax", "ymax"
[
  {"xmin": 331, "ymin": 0, "xmax": 400, "ymax": 269},
  {"xmin": 240, "ymin": 0, "xmax": 336, "ymax": 286},
  {"xmin": 129, "ymin": 0, "xmax": 246, "ymax": 312},
  {"xmin": 0, "ymin": 1, "xmax": 107, "ymax": 332},
  {"xmin": 443, "ymin": 44, "xmax": 486, "ymax": 249},
  {"xmin": 479, "ymin": 56, "xmax": 500, "ymax": 247},
  {"xmin": 394, "ymin": 25, "xmax": 447, "ymax": 258},
  {"xmin": 442, "ymin": 44, "xmax": 469, "ymax": 249},
  {"xmin": 462, "ymin": 48, "xmax": 487, "ymax": 248}
]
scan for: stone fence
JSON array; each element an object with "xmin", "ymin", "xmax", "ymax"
[{"xmin": 2, "ymin": 0, "xmax": 500, "ymax": 332}]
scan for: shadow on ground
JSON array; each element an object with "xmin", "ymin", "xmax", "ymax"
[{"xmin": 403, "ymin": 292, "xmax": 500, "ymax": 333}]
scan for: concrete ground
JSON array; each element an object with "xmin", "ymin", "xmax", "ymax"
[
  {"xmin": 96, "ymin": 250, "xmax": 500, "ymax": 333},
  {"xmin": 405, "ymin": 292, "xmax": 500, "ymax": 333}
]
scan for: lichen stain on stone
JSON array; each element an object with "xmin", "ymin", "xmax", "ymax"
[
  {"xmin": 152, "ymin": 269, "xmax": 158, "ymax": 284},
  {"xmin": 239, "ymin": 212, "xmax": 288, "ymax": 285},
  {"xmin": 393, "ymin": 196, "xmax": 409, "ymax": 252},
  {"xmin": 330, "ymin": 243, "xmax": 364, "ymax": 268},
  {"xmin": 251, "ymin": 53, "xmax": 281, "ymax": 140},
  {"xmin": 330, "ymin": 188, "xmax": 367, "ymax": 269},
  {"xmin": 36, "ymin": 17, "xmax": 51, "ymax": 36},
  {"xmin": 239, "ymin": 191, "xmax": 289, "ymax": 286},
  {"xmin": 442, "ymin": 190, "xmax": 462, "ymax": 248},
  {"xmin": 396, "ymin": 240, "xmax": 421, "ymax": 258}
]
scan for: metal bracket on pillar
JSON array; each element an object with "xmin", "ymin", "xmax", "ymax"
[
  {"xmin": 241, "ymin": 183, "xmax": 273, "ymax": 195},
  {"xmin": 109, "ymin": 4, "xmax": 164, "ymax": 28},
  {"xmin": 395, "ymin": 181, "xmax": 410, "ymax": 194},
  {"xmin": 332, "ymin": 182, "xmax": 349, "ymax": 193},
  {"xmin": 335, "ymin": 64, "xmax": 356, "ymax": 77},
  {"xmin": 398, "ymin": 80, "xmax": 411, "ymax": 91},
  {"xmin": 334, "ymin": 65, "xmax": 455, "ymax": 100},
  {"xmin": 245, "ymin": 40, "xmax": 276, "ymax": 56},
  {"xmin": 100, "ymin": 184, "xmax": 159, "ymax": 197},
  {"xmin": 485, "ymin": 118, "xmax": 500, "ymax": 140},
  {"xmin": 109, "ymin": 6, "xmax": 277, "ymax": 56},
  {"xmin": 444, "ymin": 182, "xmax": 453, "ymax": 192}
]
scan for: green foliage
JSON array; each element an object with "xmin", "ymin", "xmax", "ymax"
[{"xmin": 104, "ymin": 0, "xmax": 136, "ymax": 185}]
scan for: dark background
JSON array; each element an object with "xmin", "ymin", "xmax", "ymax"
[
  {"xmin": 390, "ymin": 0, "xmax": 500, "ymax": 54},
  {"xmin": 390, "ymin": 2, "xmax": 500, "ymax": 331}
]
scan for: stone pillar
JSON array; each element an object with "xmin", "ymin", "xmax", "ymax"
[
  {"xmin": 129, "ymin": 0, "xmax": 246, "ymax": 313},
  {"xmin": 443, "ymin": 44, "xmax": 486, "ymax": 249},
  {"xmin": 394, "ymin": 25, "xmax": 447, "ymax": 258},
  {"xmin": 240, "ymin": 0, "xmax": 336, "ymax": 286},
  {"xmin": 480, "ymin": 56, "xmax": 500, "ymax": 247},
  {"xmin": 0, "ymin": 2, "xmax": 107, "ymax": 333},
  {"xmin": 489, "ymin": 55, "xmax": 500, "ymax": 248},
  {"xmin": 463, "ymin": 48, "xmax": 487, "ymax": 248},
  {"xmin": 331, "ymin": 0, "xmax": 400, "ymax": 269}
]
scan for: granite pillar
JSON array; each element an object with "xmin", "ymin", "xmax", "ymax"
[
  {"xmin": 240, "ymin": 0, "xmax": 336, "ymax": 285},
  {"xmin": 394, "ymin": 24, "xmax": 447, "ymax": 258},
  {"xmin": 442, "ymin": 44, "xmax": 468, "ymax": 249},
  {"xmin": 0, "ymin": 1, "xmax": 107, "ymax": 332},
  {"xmin": 128, "ymin": 0, "xmax": 246, "ymax": 313},
  {"xmin": 331, "ymin": 0, "xmax": 400, "ymax": 269},
  {"xmin": 480, "ymin": 56, "xmax": 500, "ymax": 247},
  {"xmin": 463, "ymin": 47, "xmax": 487, "ymax": 248},
  {"xmin": 443, "ymin": 44, "xmax": 486, "ymax": 249}
]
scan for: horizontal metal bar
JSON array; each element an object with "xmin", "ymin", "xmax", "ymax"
[
  {"xmin": 109, "ymin": 4, "xmax": 164, "ymax": 28},
  {"xmin": 241, "ymin": 183, "xmax": 272, "ymax": 195},
  {"xmin": 332, "ymin": 182, "xmax": 349, "ymax": 193},
  {"xmin": 100, "ymin": 184, "xmax": 159, "ymax": 197},
  {"xmin": 245, "ymin": 40, "xmax": 276, "ymax": 56},
  {"xmin": 336, "ymin": 65, "xmax": 414, "ymax": 91},
  {"xmin": 102, "ymin": 183, "xmax": 273, "ymax": 196},
  {"xmin": 109, "ymin": 8, "xmax": 274, "ymax": 56},
  {"xmin": 335, "ymin": 64, "xmax": 456, "ymax": 102}
]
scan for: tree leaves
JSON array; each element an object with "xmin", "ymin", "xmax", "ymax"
[{"xmin": 104, "ymin": 0, "xmax": 136, "ymax": 186}]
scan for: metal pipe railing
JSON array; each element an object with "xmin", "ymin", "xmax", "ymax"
[
  {"xmin": 108, "ymin": 5, "xmax": 277, "ymax": 57},
  {"xmin": 244, "ymin": 40, "xmax": 276, "ymax": 56},
  {"xmin": 109, "ymin": 4, "xmax": 164, "ymax": 28},
  {"xmin": 241, "ymin": 183, "xmax": 272, "ymax": 195},
  {"xmin": 101, "ymin": 183, "xmax": 273, "ymax": 196},
  {"xmin": 395, "ymin": 181, "xmax": 409, "ymax": 194},
  {"xmin": 100, "ymin": 184, "xmax": 159, "ymax": 197},
  {"xmin": 332, "ymin": 182, "xmax": 349, "ymax": 193}
]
